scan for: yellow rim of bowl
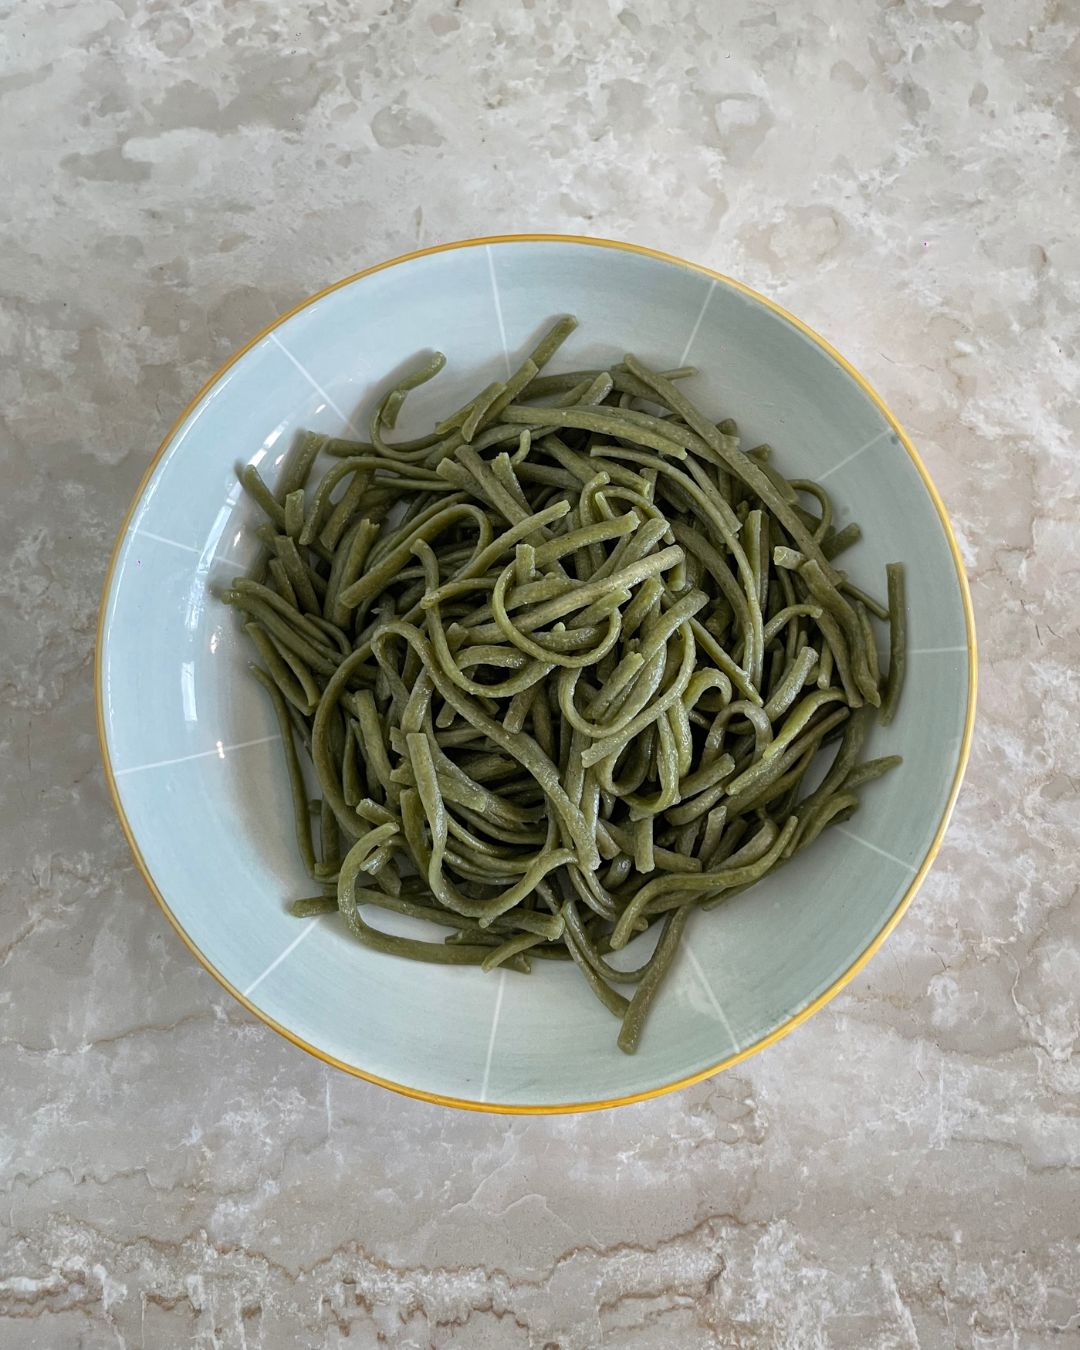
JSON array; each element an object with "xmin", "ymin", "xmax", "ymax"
[{"xmin": 95, "ymin": 233, "xmax": 978, "ymax": 1115}]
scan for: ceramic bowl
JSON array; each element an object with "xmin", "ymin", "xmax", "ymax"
[{"xmin": 97, "ymin": 235, "xmax": 975, "ymax": 1112}]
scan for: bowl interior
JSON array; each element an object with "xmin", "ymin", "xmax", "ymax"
[{"xmin": 100, "ymin": 239, "xmax": 971, "ymax": 1110}]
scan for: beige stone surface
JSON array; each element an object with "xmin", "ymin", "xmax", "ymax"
[{"xmin": 2, "ymin": 1, "xmax": 1078, "ymax": 1345}]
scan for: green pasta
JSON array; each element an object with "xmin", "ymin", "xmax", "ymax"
[{"xmin": 227, "ymin": 317, "xmax": 906, "ymax": 1054}]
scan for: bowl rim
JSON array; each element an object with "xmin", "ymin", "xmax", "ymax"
[{"xmin": 95, "ymin": 232, "xmax": 978, "ymax": 1114}]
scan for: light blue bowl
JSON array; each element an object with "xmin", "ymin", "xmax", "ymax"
[{"xmin": 96, "ymin": 236, "xmax": 975, "ymax": 1112}]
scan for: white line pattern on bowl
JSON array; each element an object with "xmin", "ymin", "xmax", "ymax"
[
  {"xmin": 678, "ymin": 279, "xmax": 717, "ymax": 366},
  {"xmin": 243, "ymin": 917, "xmax": 323, "ymax": 997},
  {"xmin": 479, "ymin": 969, "xmax": 508, "ymax": 1104},
  {"xmin": 268, "ymin": 331, "xmax": 364, "ymax": 439},
  {"xmin": 816, "ymin": 427, "xmax": 895, "ymax": 482},
  {"xmin": 684, "ymin": 946, "xmax": 739, "ymax": 1056},
  {"xmin": 115, "ymin": 734, "xmax": 284, "ymax": 776},
  {"xmin": 131, "ymin": 529, "xmax": 203, "ymax": 556},
  {"xmin": 834, "ymin": 828, "xmax": 918, "ymax": 873},
  {"xmin": 485, "ymin": 244, "xmax": 512, "ymax": 378}
]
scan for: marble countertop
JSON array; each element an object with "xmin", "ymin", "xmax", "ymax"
[{"xmin": 3, "ymin": 1, "xmax": 1078, "ymax": 1346}]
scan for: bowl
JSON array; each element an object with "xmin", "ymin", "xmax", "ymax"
[{"xmin": 96, "ymin": 235, "xmax": 975, "ymax": 1112}]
